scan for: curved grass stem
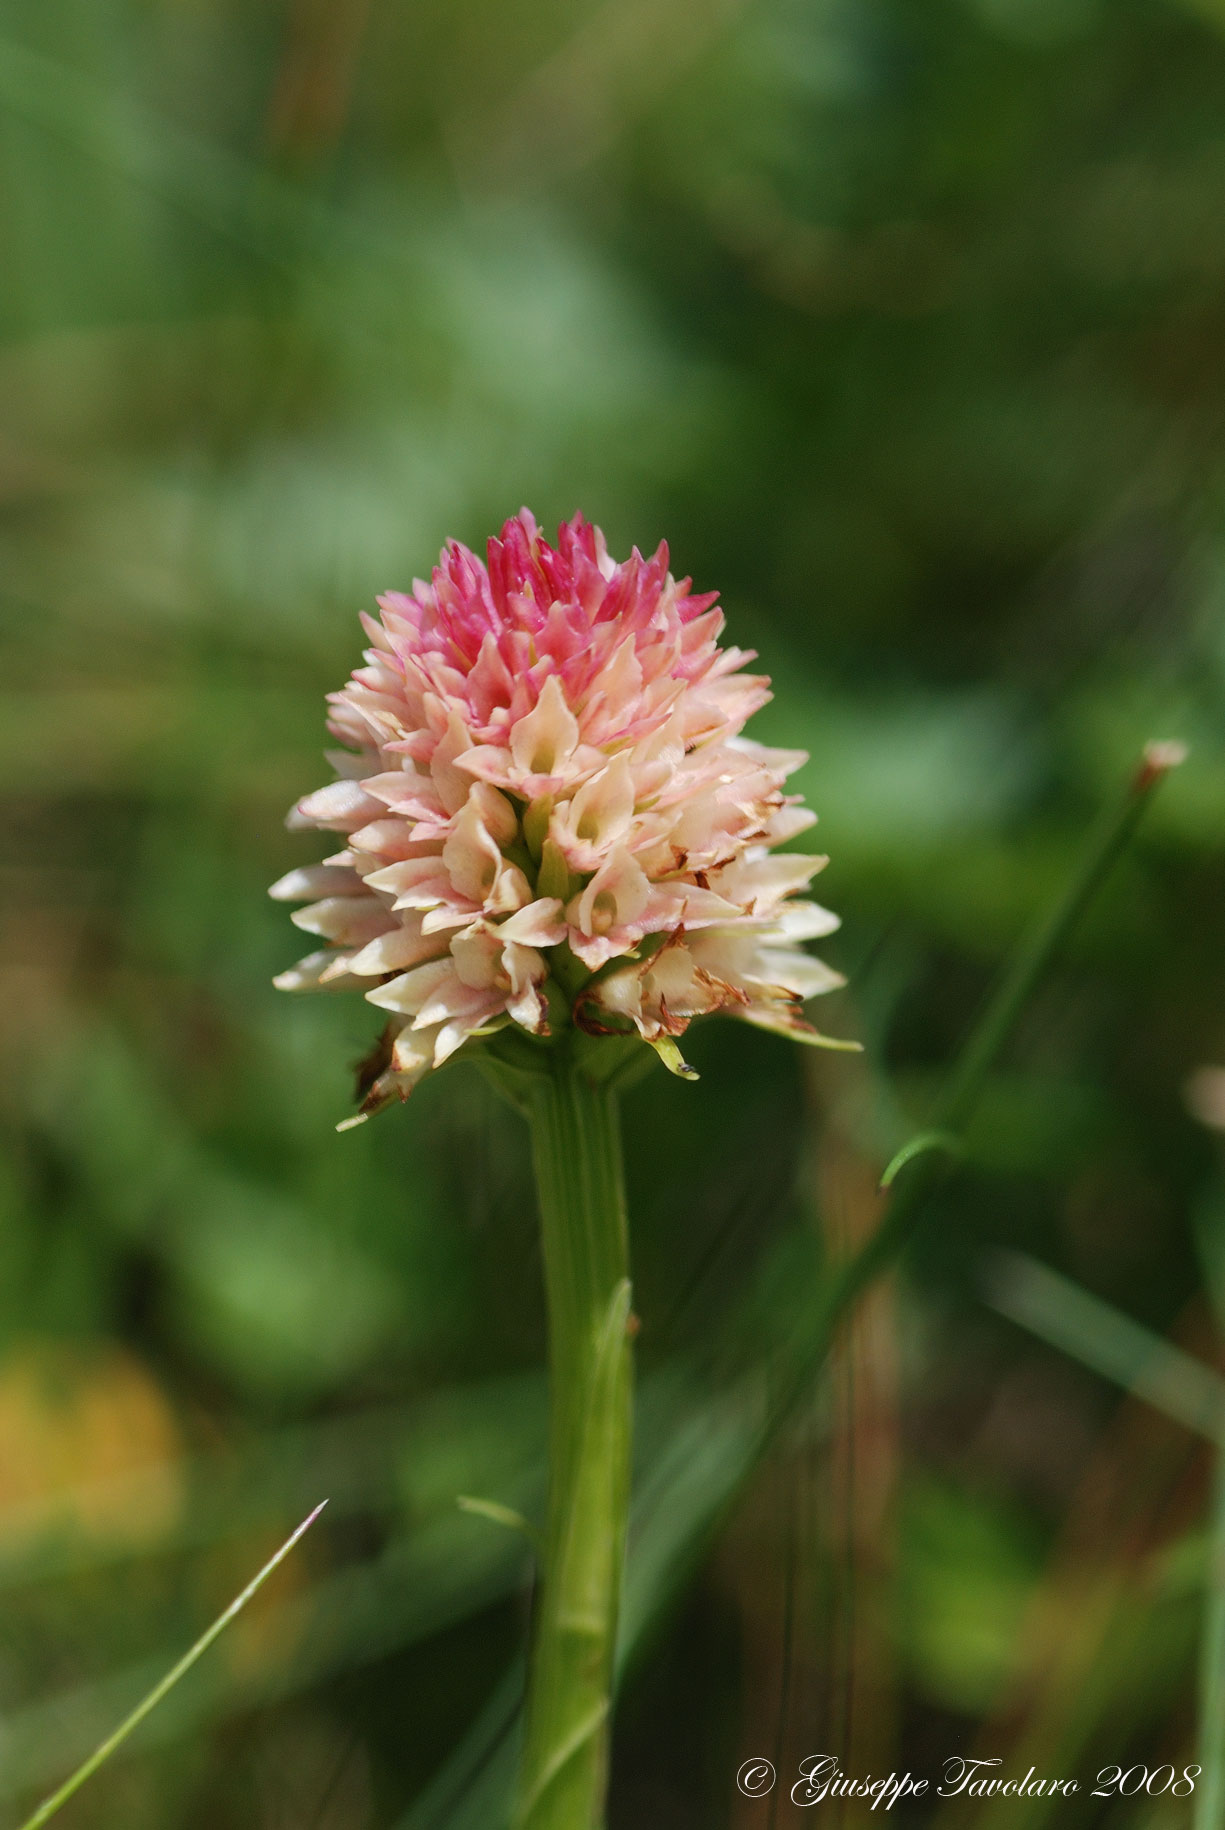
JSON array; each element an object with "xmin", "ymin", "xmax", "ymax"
[
  {"xmin": 16, "ymin": 1500, "xmax": 328, "ymax": 1830},
  {"xmin": 776, "ymin": 738, "xmax": 1185, "ymax": 1432}
]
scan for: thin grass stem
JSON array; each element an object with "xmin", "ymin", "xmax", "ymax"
[{"xmin": 15, "ymin": 1500, "xmax": 328, "ymax": 1830}]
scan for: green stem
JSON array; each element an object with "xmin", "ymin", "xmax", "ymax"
[
  {"xmin": 513, "ymin": 1053, "xmax": 633, "ymax": 1830},
  {"xmin": 1196, "ymin": 1427, "xmax": 1225, "ymax": 1827}
]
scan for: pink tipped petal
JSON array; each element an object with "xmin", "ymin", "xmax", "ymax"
[
  {"xmin": 349, "ymin": 819, "xmax": 441, "ymax": 861},
  {"xmin": 434, "ymin": 1004, "xmax": 505, "ymax": 1064},
  {"xmin": 752, "ymin": 949, "xmax": 847, "ymax": 998},
  {"xmin": 507, "ymin": 975, "xmax": 549, "ymax": 1033},
  {"xmin": 571, "ymin": 849, "xmax": 651, "ymax": 938},
  {"xmin": 726, "ymin": 736, "xmax": 809, "ymax": 777},
  {"xmin": 391, "ymin": 1025, "xmax": 437, "ymax": 1077},
  {"xmin": 367, "ymin": 857, "xmax": 455, "ymax": 910},
  {"xmin": 442, "ymin": 798, "xmax": 509, "ymax": 905},
  {"xmin": 450, "ymin": 922, "xmax": 509, "ymax": 991},
  {"xmin": 714, "ymin": 852, "xmax": 829, "ymax": 912},
  {"xmin": 499, "ymin": 898, "xmax": 567, "ymax": 947},
  {"xmin": 767, "ymin": 900, "xmax": 842, "ymax": 942},
  {"xmin": 421, "ymin": 903, "xmax": 484, "ymax": 934},
  {"xmin": 273, "ymin": 949, "xmax": 350, "ymax": 992},
  {"xmin": 762, "ymin": 805, "xmax": 819, "ymax": 844},
  {"xmin": 550, "ymin": 755, "xmax": 636, "ymax": 871},
  {"xmin": 415, "ymin": 975, "xmax": 503, "ymax": 1031},
  {"xmin": 509, "ymin": 674, "xmax": 580, "ymax": 779},
  {"xmin": 368, "ymin": 1029, "xmax": 435, "ymax": 1102},
  {"xmin": 288, "ymin": 780, "xmax": 385, "ymax": 832},
  {"xmin": 290, "ymin": 896, "xmax": 397, "ymax": 945},
  {"xmin": 324, "ymin": 746, "xmax": 379, "ymax": 781},
  {"xmin": 432, "ymin": 706, "xmax": 486, "ymax": 815},
  {"xmin": 487, "ymin": 861, "xmax": 533, "ymax": 914},
  {"xmin": 366, "ymin": 958, "xmax": 456, "ymax": 1016},
  {"xmin": 359, "ymin": 773, "xmax": 448, "ymax": 820},
  {"xmin": 269, "ymin": 863, "xmax": 364, "ymax": 902},
  {"xmin": 346, "ymin": 923, "xmax": 446, "ymax": 976}
]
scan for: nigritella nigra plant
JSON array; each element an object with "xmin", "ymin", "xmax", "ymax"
[{"xmin": 272, "ymin": 510, "xmax": 853, "ymax": 1829}]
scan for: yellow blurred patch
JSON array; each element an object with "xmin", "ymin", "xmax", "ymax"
[{"xmin": 0, "ymin": 1337, "xmax": 183, "ymax": 1555}]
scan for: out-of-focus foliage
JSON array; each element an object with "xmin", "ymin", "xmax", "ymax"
[{"xmin": 1, "ymin": 0, "xmax": 1225, "ymax": 1823}]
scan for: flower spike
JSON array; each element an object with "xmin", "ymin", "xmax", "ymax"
[{"xmin": 273, "ymin": 510, "xmax": 849, "ymax": 1116}]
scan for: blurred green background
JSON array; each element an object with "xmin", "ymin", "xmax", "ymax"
[{"xmin": 3, "ymin": 0, "xmax": 1225, "ymax": 1823}]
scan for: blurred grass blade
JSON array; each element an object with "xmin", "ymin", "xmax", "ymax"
[
  {"xmin": 1193, "ymin": 1183, "xmax": 1225, "ymax": 1829},
  {"xmin": 878, "ymin": 1129, "xmax": 961, "ymax": 1190},
  {"xmin": 397, "ymin": 1663, "xmax": 524, "ymax": 1830},
  {"xmin": 984, "ymin": 1249, "xmax": 1225, "ymax": 1440},
  {"xmin": 15, "ymin": 1500, "xmax": 327, "ymax": 1830},
  {"xmin": 456, "ymin": 1496, "xmax": 543, "ymax": 1555},
  {"xmin": 1197, "ymin": 1460, "xmax": 1225, "ymax": 1830}
]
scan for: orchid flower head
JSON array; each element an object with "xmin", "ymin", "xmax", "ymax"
[{"xmin": 272, "ymin": 510, "xmax": 851, "ymax": 1121}]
